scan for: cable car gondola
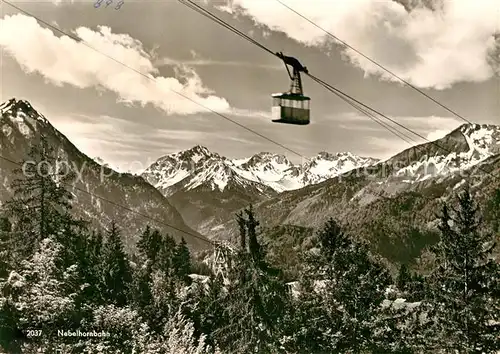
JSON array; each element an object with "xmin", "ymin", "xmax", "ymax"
[{"xmin": 271, "ymin": 52, "xmax": 310, "ymax": 125}]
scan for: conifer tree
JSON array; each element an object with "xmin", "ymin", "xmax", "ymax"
[
  {"xmin": 282, "ymin": 262, "xmax": 330, "ymax": 353},
  {"xmin": 0, "ymin": 217, "xmax": 12, "ymax": 279},
  {"xmin": 131, "ymin": 226, "xmax": 156, "ymax": 318},
  {"xmin": 4, "ymin": 137, "xmax": 76, "ymax": 260},
  {"xmin": 485, "ymin": 188, "xmax": 500, "ymax": 233},
  {"xmin": 317, "ymin": 217, "xmax": 350, "ymax": 262},
  {"xmin": 173, "ymin": 237, "xmax": 191, "ymax": 281},
  {"xmin": 101, "ymin": 221, "xmax": 132, "ymax": 306},
  {"xmin": 288, "ymin": 218, "xmax": 394, "ymax": 352},
  {"xmin": 137, "ymin": 226, "xmax": 162, "ymax": 267},
  {"xmin": 245, "ymin": 205, "xmax": 262, "ymax": 262},
  {"xmin": 213, "ymin": 207, "xmax": 290, "ymax": 353},
  {"xmin": 327, "ymin": 240, "xmax": 393, "ymax": 352},
  {"xmin": 186, "ymin": 274, "xmax": 227, "ymax": 348},
  {"xmin": 137, "ymin": 225, "xmax": 152, "ymax": 257},
  {"xmin": 236, "ymin": 211, "xmax": 247, "ymax": 251},
  {"xmin": 426, "ymin": 187, "xmax": 500, "ymax": 353},
  {"xmin": 84, "ymin": 230, "xmax": 105, "ymax": 305},
  {"xmin": 131, "ymin": 261, "xmax": 154, "ymax": 320},
  {"xmin": 157, "ymin": 233, "xmax": 177, "ymax": 272}
]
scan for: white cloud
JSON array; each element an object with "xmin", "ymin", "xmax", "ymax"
[
  {"xmin": 426, "ymin": 129, "xmax": 451, "ymax": 141},
  {"xmin": 155, "ymin": 56, "xmax": 281, "ymax": 70},
  {"xmin": 336, "ymin": 112, "xmax": 463, "ymax": 146},
  {"xmin": 231, "ymin": 108, "xmax": 272, "ymax": 119},
  {"xmin": 339, "ymin": 112, "xmax": 462, "ymax": 130},
  {"xmin": 0, "ymin": 13, "xmax": 231, "ymax": 115},
  {"xmin": 366, "ymin": 136, "xmax": 414, "ymax": 159},
  {"xmin": 219, "ymin": 0, "xmax": 500, "ymax": 89}
]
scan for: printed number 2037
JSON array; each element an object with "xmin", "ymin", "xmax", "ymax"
[{"xmin": 27, "ymin": 330, "xmax": 42, "ymax": 337}]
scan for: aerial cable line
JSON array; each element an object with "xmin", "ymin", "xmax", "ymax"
[
  {"xmin": 181, "ymin": 0, "xmax": 479, "ymax": 158},
  {"xmin": 333, "ymin": 91, "xmax": 417, "ymax": 146},
  {"xmin": 1, "ymin": 0, "xmax": 305, "ymax": 161},
  {"xmin": 309, "ymin": 73, "xmax": 499, "ymax": 179},
  {"xmin": 0, "ymin": 2, "xmax": 413, "ymax": 257},
  {"xmin": 0, "ymin": 0, "xmax": 311, "ymax": 253},
  {"xmin": 1, "ymin": 1, "xmax": 495, "ymax": 255},
  {"xmin": 179, "ymin": 0, "xmax": 275, "ymax": 56},
  {"xmin": 4, "ymin": 0, "xmax": 495, "ymax": 180},
  {"xmin": 0, "ymin": 153, "xmax": 216, "ymax": 247},
  {"xmin": 179, "ymin": 0, "xmax": 499, "ymax": 180},
  {"xmin": 178, "ymin": 0, "xmax": 425, "ymax": 143},
  {"xmin": 273, "ymin": 0, "xmax": 473, "ymax": 125},
  {"xmin": 178, "ymin": 0, "xmax": 418, "ymax": 146},
  {"xmin": 180, "ymin": 0, "xmax": 416, "ymax": 145},
  {"xmin": 307, "ymin": 73, "xmax": 429, "ymax": 143},
  {"xmin": 0, "ymin": 0, "xmax": 307, "ymax": 252}
]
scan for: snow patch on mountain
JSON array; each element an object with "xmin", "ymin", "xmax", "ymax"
[
  {"xmin": 1, "ymin": 98, "xmax": 49, "ymax": 125},
  {"xmin": 184, "ymin": 158, "xmax": 239, "ymax": 191},
  {"xmin": 300, "ymin": 152, "xmax": 379, "ymax": 186},
  {"xmin": 2, "ymin": 125, "xmax": 13, "ymax": 138},
  {"xmin": 142, "ymin": 147, "xmax": 380, "ymax": 194},
  {"xmin": 0, "ymin": 98, "xmax": 54, "ymax": 141},
  {"xmin": 394, "ymin": 124, "xmax": 500, "ymax": 182}
]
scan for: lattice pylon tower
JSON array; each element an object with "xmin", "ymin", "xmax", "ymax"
[{"xmin": 210, "ymin": 242, "xmax": 233, "ymax": 285}]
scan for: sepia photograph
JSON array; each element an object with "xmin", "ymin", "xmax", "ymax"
[{"xmin": 0, "ymin": 0, "xmax": 499, "ymax": 352}]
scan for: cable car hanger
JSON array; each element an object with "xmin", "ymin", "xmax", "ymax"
[
  {"xmin": 277, "ymin": 51, "xmax": 308, "ymax": 93},
  {"xmin": 272, "ymin": 52, "xmax": 311, "ymax": 125}
]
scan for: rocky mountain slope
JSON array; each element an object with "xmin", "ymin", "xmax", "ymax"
[
  {"xmin": 143, "ymin": 147, "xmax": 379, "ymax": 195},
  {"xmin": 0, "ymin": 98, "xmax": 208, "ymax": 251},
  {"xmin": 2, "ymin": 97, "xmax": 498, "ymax": 268},
  {"xmin": 141, "ymin": 146, "xmax": 378, "ymax": 235},
  {"xmin": 213, "ymin": 123, "xmax": 500, "ymax": 268}
]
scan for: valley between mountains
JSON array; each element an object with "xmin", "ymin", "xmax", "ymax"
[{"xmin": 1, "ymin": 98, "xmax": 499, "ymax": 269}]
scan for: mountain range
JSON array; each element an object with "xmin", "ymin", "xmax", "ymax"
[
  {"xmin": 142, "ymin": 146, "xmax": 379, "ymax": 195},
  {"xmin": 1, "ymin": 98, "xmax": 499, "ymax": 269},
  {"xmin": 0, "ymin": 98, "xmax": 207, "ymax": 252},
  {"xmin": 141, "ymin": 122, "xmax": 500, "ymax": 246},
  {"xmin": 141, "ymin": 145, "xmax": 379, "ymax": 236}
]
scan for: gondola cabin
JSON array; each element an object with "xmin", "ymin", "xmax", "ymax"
[
  {"xmin": 272, "ymin": 93, "xmax": 310, "ymax": 125},
  {"xmin": 271, "ymin": 52, "xmax": 311, "ymax": 125}
]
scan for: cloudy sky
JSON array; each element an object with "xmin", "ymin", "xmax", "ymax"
[{"xmin": 1, "ymin": 0, "xmax": 499, "ymax": 172}]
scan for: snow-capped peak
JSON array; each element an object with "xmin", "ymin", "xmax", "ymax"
[
  {"xmin": 1, "ymin": 98, "xmax": 49, "ymax": 124},
  {"xmin": 142, "ymin": 146, "xmax": 380, "ymax": 195},
  {"xmin": 239, "ymin": 152, "xmax": 293, "ymax": 172},
  {"xmin": 460, "ymin": 123, "xmax": 500, "ymax": 157},
  {"xmin": 184, "ymin": 157, "xmax": 242, "ymax": 192},
  {"xmin": 392, "ymin": 123, "xmax": 500, "ymax": 182},
  {"xmin": 142, "ymin": 146, "xmax": 218, "ymax": 194},
  {"xmin": 293, "ymin": 151, "xmax": 379, "ymax": 187},
  {"xmin": 1, "ymin": 98, "xmax": 52, "ymax": 140},
  {"xmin": 179, "ymin": 145, "xmax": 213, "ymax": 163}
]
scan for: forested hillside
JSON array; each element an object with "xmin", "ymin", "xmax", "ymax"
[{"xmin": 0, "ymin": 129, "xmax": 499, "ymax": 353}]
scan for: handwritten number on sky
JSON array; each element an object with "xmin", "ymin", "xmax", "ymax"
[{"xmin": 94, "ymin": 0, "xmax": 124, "ymax": 10}]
